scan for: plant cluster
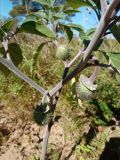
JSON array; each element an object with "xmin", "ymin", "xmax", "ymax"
[{"xmin": 0, "ymin": 0, "xmax": 120, "ymax": 159}]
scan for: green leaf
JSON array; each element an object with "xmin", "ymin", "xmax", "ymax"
[
  {"xmin": 53, "ymin": 12, "xmax": 65, "ymax": 20},
  {"xmin": 9, "ymin": 43, "xmax": 23, "ymax": 66},
  {"xmin": 36, "ymin": 24, "xmax": 56, "ymax": 38},
  {"xmin": 53, "ymin": 5, "xmax": 64, "ymax": 13},
  {"xmin": 80, "ymin": 28, "xmax": 95, "ymax": 41},
  {"xmin": 0, "ymin": 19, "xmax": 15, "ymax": 40},
  {"xmin": 64, "ymin": 9, "xmax": 80, "ymax": 14},
  {"xmin": 60, "ymin": 23, "xmax": 84, "ymax": 36},
  {"xmin": 19, "ymin": 21, "xmax": 42, "ymax": 35},
  {"xmin": 0, "ymin": 28, "xmax": 7, "ymax": 39},
  {"xmin": 107, "ymin": 52, "xmax": 120, "ymax": 71},
  {"xmin": 66, "ymin": 0, "xmax": 91, "ymax": 9},
  {"xmin": 0, "ymin": 43, "xmax": 23, "ymax": 74},
  {"xmin": 65, "ymin": 23, "xmax": 84, "ymax": 32},
  {"xmin": 1, "ymin": 19, "xmax": 15, "ymax": 33},
  {"xmin": 35, "ymin": 10, "xmax": 48, "ymax": 20},
  {"xmin": 110, "ymin": 24, "xmax": 120, "ymax": 43},
  {"xmin": 24, "ymin": 14, "xmax": 42, "ymax": 23},
  {"xmin": 64, "ymin": 26, "xmax": 73, "ymax": 42},
  {"xmin": 19, "ymin": 21, "xmax": 56, "ymax": 39}
]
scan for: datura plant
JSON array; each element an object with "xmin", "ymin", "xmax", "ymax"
[{"xmin": 0, "ymin": 0, "xmax": 120, "ymax": 160}]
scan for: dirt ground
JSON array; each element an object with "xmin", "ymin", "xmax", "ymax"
[{"xmin": 0, "ymin": 103, "xmax": 120, "ymax": 160}]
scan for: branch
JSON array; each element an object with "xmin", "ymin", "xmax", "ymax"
[
  {"xmin": 49, "ymin": 0, "xmax": 120, "ymax": 97},
  {"xmin": 86, "ymin": 63, "xmax": 120, "ymax": 75},
  {"xmin": 100, "ymin": 0, "xmax": 108, "ymax": 16},
  {"xmin": 106, "ymin": 15, "xmax": 120, "ymax": 31},
  {"xmin": 40, "ymin": 62, "xmax": 70, "ymax": 160},
  {"xmin": 0, "ymin": 40, "xmax": 46, "ymax": 95},
  {"xmin": 49, "ymin": 47, "xmax": 84, "ymax": 96}
]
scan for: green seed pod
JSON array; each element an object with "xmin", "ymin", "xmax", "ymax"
[
  {"xmin": 56, "ymin": 44, "xmax": 70, "ymax": 60},
  {"xmin": 75, "ymin": 75, "xmax": 97, "ymax": 100}
]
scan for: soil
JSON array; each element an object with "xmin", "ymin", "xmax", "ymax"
[{"xmin": 0, "ymin": 104, "xmax": 120, "ymax": 160}]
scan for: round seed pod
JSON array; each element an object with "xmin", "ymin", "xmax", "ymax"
[
  {"xmin": 56, "ymin": 44, "xmax": 70, "ymax": 60},
  {"xmin": 75, "ymin": 75, "xmax": 97, "ymax": 100}
]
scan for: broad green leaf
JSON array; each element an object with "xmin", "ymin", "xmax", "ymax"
[
  {"xmin": 36, "ymin": 24, "xmax": 56, "ymax": 38},
  {"xmin": 0, "ymin": 19, "xmax": 15, "ymax": 39},
  {"xmin": 0, "ymin": 43, "xmax": 23, "ymax": 66},
  {"xmin": 79, "ymin": 30, "xmax": 86, "ymax": 41},
  {"xmin": 19, "ymin": 21, "xmax": 43, "ymax": 35},
  {"xmin": 107, "ymin": 52, "xmax": 120, "ymax": 71},
  {"xmin": 1, "ymin": 19, "xmax": 15, "ymax": 33},
  {"xmin": 80, "ymin": 28, "xmax": 95, "ymax": 41},
  {"xmin": 64, "ymin": 26, "xmax": 73, "ymax": 42},
  {"xmin": 0, "ymin": 28, "xmax": 7, "ymax": 39},
  {"xmin": 9, "ymin": 43, "xmax": 23, "ymax": 66},
  {"xmin": 0, "ymin": 43, "xmax": 23, "ymax": 74},
  {"xmin": 110, "ymin": 24, "xmax": 120, "ymax": 43},
  {"xmin": 53, "ymin": 5, "xmax": 64, "ymax": 12},
  {"xmin": 64, "ymin": 9, "xmax": 80, "ymax": 14},
  {"xmin": 66, "ymin": 23, "xmax": 84, "ymax": 31},
  {"xmin": 35, "ymin": 10, "xmax": 48, "ymax": 20},
  {"xmin": 66, "ymin": 0, "xmax": 91, "ymax": 9},
  {"xmin": 24, "ymin": 14, "xmax": 42, "ymax": 23},
  {"xmin": 53, "ymin": 12, "xmax": 65, "ymax": 20},
  {"xmin": 61, "ymin": 23, "xmax": 84, "ymax": 32},
  {"xmin": 19, "ymin": 21, "xmax": 56, "ymax": 39}
]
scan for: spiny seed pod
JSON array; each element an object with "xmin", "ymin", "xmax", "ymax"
[
  {"xmin": 75, "ymin": 56, "xmax": 99, "ymax": 100},
  {"xmin": 56, "ymin": 44, "xmax": 70, "ymax": 60},
  {"xmin": 75, "ymin": 75, "xmax": 97, "ymax": 100}
]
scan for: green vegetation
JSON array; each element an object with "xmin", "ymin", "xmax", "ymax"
[{"xmin": 0, "ymin": 0, "xmax": 120, "ymax": 159}]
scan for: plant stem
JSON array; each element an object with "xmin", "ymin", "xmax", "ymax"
[
  {"xmin": 40, "ymin": 66, "xmax": 69, "ymax": 160},
  {"xmin": 40, "ymin": 120, "xmax": 53, "ymax": 160}
]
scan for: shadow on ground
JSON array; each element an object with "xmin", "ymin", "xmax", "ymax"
[{"xmin": 99, "ymin": 137, "xmax": 120, "ymax": 160}]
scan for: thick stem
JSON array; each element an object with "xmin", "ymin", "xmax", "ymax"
[
  {"xmin": 100, "ymin": 0, "xmax": 108, "ymax": 16},
  {"xmin": 89, "ymin": 57, "xmax": 100, "ymax": 83},
  {"xmin": 40, "ymin": 120, "xmax": 53, "ymax": 160},
  {"xmin": 40, "ymin": 66, "xmax": 69, "ymax": 160}
]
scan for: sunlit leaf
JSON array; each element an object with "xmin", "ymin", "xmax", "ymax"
[
  {"xmin": 19, "ymin": 21, "xmax": 56, "ymax": 38},
  {"xmin": 107, "ymin": 52, "xmax": 120, "ymax": 71},
  {"xmin": 64, "ymin": 9, "xmax": 80, "ymax": 14},
  {"xmin": 66, "ymin": 0, "xmax": 91, "ymax": 9},
  {"xmin": 1, "ymin": 19, "xmax": 15, "ymax": 33},
  {"xmin": 36, "ymin": 24, "xmax": 56, "ymax": 38}
]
